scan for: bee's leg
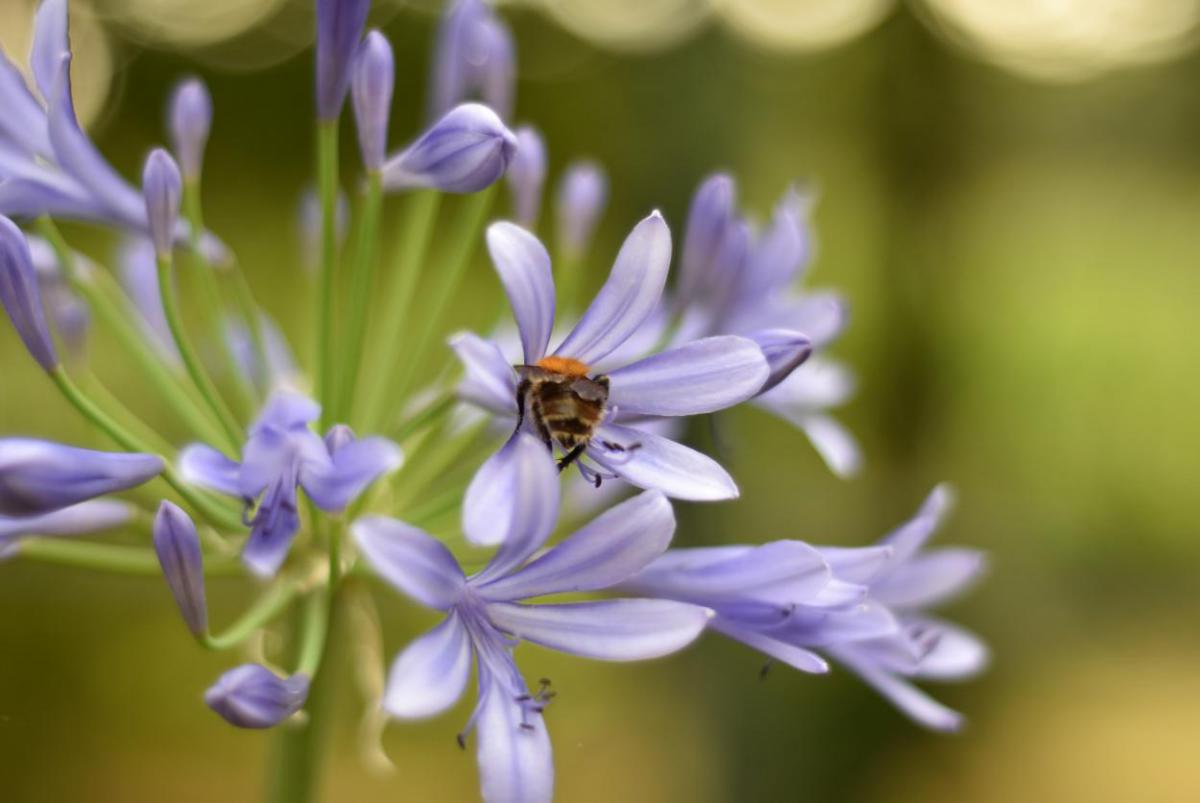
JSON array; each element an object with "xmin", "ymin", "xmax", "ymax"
[
  {"xmin": 514, "ymin": 379, "xmax": 531, "ymax": 433},
  {"xmin": 557, "ymin": 443, "xmax": 587, "ymax": 473}
]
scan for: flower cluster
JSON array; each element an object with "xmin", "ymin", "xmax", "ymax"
[{"xmin": 0, "ymin": 1, "xmax": 988, "ymax": 801}]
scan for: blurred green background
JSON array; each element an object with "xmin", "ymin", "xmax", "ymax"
[{"xmin": 3, "ymin": 0, "xmax": 1200, "ymax": 801}]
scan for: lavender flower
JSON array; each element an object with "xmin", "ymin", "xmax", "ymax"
[
  {"xmin": 621, "ymin": 486, "xmax": 988, "ymax": 732},
  {"xmin": 205, "ymin": 664, "xmax": 310, "ymax": 729},
  {"xmin": 506, "ymin": 125, "xmax": 546, "ymax": 227},
  {"xmin": 223, "ymin": 312, "xmax": 301, "ymax": 394},
  {"xmin": 352, "ymin": 30, "xmax": 395, "ymax": 173},
  {"xmin": 555, "ymin": 161, "xmax": 607, "ymax": 258},
  {"xmin": 430, "ymin": 0, "xmax": 515, "ymax": 122},
  {"xmin": 0, "ymin": 438, "xmax": 164, "ymax": 517},
  {"xmin": 153, "ymin": 501, "xmax": 207, "ymax": 637},
  {"xmin": 353, "ymin": 434, "xmax": 710, "ymax": 803},
  {"xmin": 381, "ymin": 103, "xmax": 518, "ymax": 194},
  {"xmin": 117, "ymin": 237, "xmax": 177, "ymax": 363},
  {"xmin": 142, "ymin": 149, "xmax": 182, "ymax": 258},
  {"xmin": 315, "ymin": 0, "xmax": 371, "ymax": 121},
  {"xmin": 676, "ymin": 177, "xmax": 860, "ymax": 476},
  {"xmin": 180, "ymin": 391, "xmax": 402, "ymax": 577},
  {"xmin": 823, "ymin": 486, "xmax": 988, "ymax": 731},
  {"xmin": 453, "ymin": 212, "xmax": 768, "ymax": 536},
  {"xmin": 28, "ymin": 233, "xmax": 89, "ymax": 358},
  {"xmin": 0, "ymin": 214, "xmax": 58, "ymax": 371},
  {"xmin": 168, "ymin": 78, "xmax": 212, "ymax": 182},
  {"xmin": 0, "ymin": 499, "xmax": 133, "ymax": 559}
]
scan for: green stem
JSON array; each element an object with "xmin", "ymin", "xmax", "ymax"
[
  {"xmin": 358, "ymin": 191, "xmax": 442, "ymax": 431},
  {"xmin": 393, "ymin": 387, "xmax": 456, "ymax": 442},
  {"xmin": 16, "ymin": 538, "xmax": 240, "ymax": 576},
  {"xmin": 35, "ymin": 218, "xmax": 228, "ymax": 447},
  {"xmin": 83, "ymin": 370, "xmax": 175, "ymax": 456},
  {"xmin": 387, "ymin": 187, "xmax": 495, "ymax": 412},
  {"xmin": 556, "ymin": 247, "xmax": 585, "ymax": 317},
  {"xmin": 49, "ymin": 367, "xmax": 244, "ymax": 531},
  {"xmin": 156, "ymin": 252, "xmax": 245, "ymax": 453},
  {"xmin": 204, "ymin": 578, "xmax": 300, "ymax": 650},
  {"xmin": 335, "ymin": 171, "xmax": 384, "ymax": 422},
  {"xmin": 268, "ymin": 589, "xmax": 341, "ymax": 803},
  {"xmin": 315, "ymin": 121, "xmax": 340, "ymax": 429},
  {"xmin": 393, "ymin": 419, "xmax": 487, "ymax": 514}
]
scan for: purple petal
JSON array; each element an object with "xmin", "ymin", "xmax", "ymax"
[
  {"xmin": 31, "ymin": 0, "xmax": 68, "ymax": 102},
  {"xmin": 0, "ymin": 54, "xmax": 51, "ymax": 156},
  {"xmin": 475, "ymin": 668, "xmax": 554, "ymax": 803},
  {"xmin": 553, "ymin": 211, "xmax": 671, "ymax": 365},
  {"xmin": 153, "ymin": 501, "xmax": 207, "ymax": 636},
  {"xmin": 382, "ymin": 103, "xmax": 517, "ymax": 194},
  {"xmin": 832, "ymin": 646, "xmax": 965, "ymax": 732},
  {"xmin": 0, "ymin": 215, "xmax": 59, "ymax": 371},
  {"xmin": 485, "ymin": 599, "xmax": 710, "ymax": 661},
  {"xmin": 168, "ymin": 78, "xmax": 212, "ymax": 181},
  {"xmin": 883, "ymin": 484, "xmax": 955, "ymax": 565},
  {"xmin": 463, "ymin": 434, "xmax": 559, "ymax": 562},
  {"xmin": 351, "ymin": 515, "xmax": 466, "ymax": 610},
  {"xmin": 477, "ymin": 491, "xmax": 675, "ymax": 601},
  {"xmin": 774, "ymin": 598, "xmax": 899, "ymax": 646},
  {"xmin": 606, "ymin": 336, "xmax": 768, "ymax": 417},
  {"xmin": 743, "ymin": 186, "xmax": 810, "ymax": 296},
  {"xmin": 252, "ymin": 390, "xmax": 322, "ymax": 433},
  {"xmin": 710, "ymin": 620, "xmax": 828, "ymax": 674},
  {"xmin": 623, "ymin": 540, "xmax": 830, "ymax": 607},
  {"xmin": 352, "ymin": 30, "xmax": 395, "ymax": 172},
  {"xmin": 769, "ymin": 292, "xmax": 847, "ymax": 347},
  {"xmin": 818, "ymin": 545, "xmax": 894, "ymax": 585},
  {"xmin": 0, "ymin": 498, "xmax": 132, "ymax": 543},
  {"xmin": 241, "ymin": 480, "xmax": 301, "ymax": 578},
  {"xmin": 315, "ymin": 0, "xmax": 370, "ymax": 120},
  {"xmin": 554, "ymin": 160, "xmax": 607, "ymax": 257},
  {"xmin": 507, "ymin": 126, "xmax": 546, "ymax": 227},
  {"xmin": 588, "ymin": 422, "xmax": 738, "ymax": 501},
  {"xmin": 430, "ymin": 0, "xmax": 516, "ymax": 122},
  {"xmin": 384, "ymin": 614, "xmax": 472, "ymax": 718},
  {"xmin": 748, "ymin": 329, "xmax": 812, "ymax": 395},
  {"xmin": 205, "ymin": 664, "xmax": 310, "ymax": 729},
  {"xmin": 141, "ymin": 148, "xmax": 181, "ymax": 257},
  {"xmin": 450, "ymin": 332, "xmax": 518, "ymax": 415},
  {"xmin": 485, "ymin": 222, "xmax": 555, "ymax": 364},
  {"xmin": 47, "ymin": 53, "xmax": 145, "ymax": 228},
  {"xmin": 756, "ymin": 355, "xmax": 856, "ymax": 411},
  {"xmin": 678, "ymin": 173, "xmax": 736, "ymax": 305},
  {"xmin": 910, "ymin": 618, "xmax": 989, "ymax": 680},
  {"xmin": 301, "ymin": 433, "xmax": 403, "ymax": 512},
  {"xmin": 178, "ymin": 443, "xmax": 242, "ymax": 497},
  {"xmin": 873, "ymin": 548, "xmax": 986, "ymax": 610},
  {"xmin": 0, "ymin": 438, "xmax": 163, "ymax": 517}
]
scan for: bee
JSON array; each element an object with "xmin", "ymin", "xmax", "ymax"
[{"xmin": 514, "ymin": 356, "xmax": 637, "ymax": 478}]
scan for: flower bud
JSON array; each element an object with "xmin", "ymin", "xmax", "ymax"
[
  {"xmin": 205, "ymin": 664, "xmax": 310, "ymax": 729},
  {"xmin": 352, "ymin": 30, "xmax": 394, "ymax": 173},
  {"xmin": 142, "ymin": 148, "xmax": 182, "ymax": 258},
  {"xmin": 315, "ymin": 0, "xmax": 371, "ymax": 121},
  {"xmin": 506, "ymin": 125, "xmax": 546, "ymax": 227},
  {"xmin": 0, "ymin": 215, "xmax": 59, "ymax": 372},
  {"xmin": 679, "ymin": 173, "xmax": 736, "ymax": 303},
  {"xmin": 381, "ymin": 103, "xmax": 517, "ymax": 194},
  {"xmin": 153, "ymin": 501, "xmax": 208, "ymax": 637},
  {"xmin": 324, "ymin": 423, "xmax": 356, "ymax": 455},
  {"xmin": 0, "ymin": 499, "xmax": 133, "ymax": 560},
  {"xmin": 431, "ymin": 0, "xmax": 515, "ymax": 121},
  {"xmin": 555, "ymin": 161, "xmax": 608, "ymax": 257},
  {"xmin": 0, "ymin": 438, "xmax": 165, "ymax": 517},
  {"xmin": 168, "ymin": 78, "xmax": 212, "ymax": 182},
  {"xmin": 750, "ymin": 329, "xmax": 813, "ymax": 395}
]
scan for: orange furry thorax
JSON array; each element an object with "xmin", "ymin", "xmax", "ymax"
[{"xmin": 535, "ymin": 356, "xmax": 590, "ymax": 377}]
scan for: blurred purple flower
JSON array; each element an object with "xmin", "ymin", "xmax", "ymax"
[
  {"xmin": 153, "ymin": 500, "xmax": 208, "ymax": 637},
  {"xmin": 223, "ymin": 312, "xmax": 300, "ymax": 394},
  {"xmin": 142, "ymin": 149, "xmax": 182, "ymax": 257},
  {"xmin": 352, "ymin": 30, "xmax": 395, "ymax": 172},
  {"xmin": 117, "ymin": 237, "xmax": 177, "ymax": 363},
  {"xmin": 206, "ymin": 663, "xmax": 310, "ymax": 729},
  {"xmin": 452, "ymin": 212, "xmax": 768, "ymax": 538},
  {"xmin": 180, "ymin": 391, "xmax": 402, "ymax": 577},
  {"xmin": 296, "ymin": 188, "xmax": 349, "ymax": 274},
  {"xmin": 0, "ymin": 214, "xmax": 59, "ymax": 371},
  {"xmin": 0, "ymin": 437, "xmax": 163, "ymax": 517},
  {"xmin": 430, "ymin": 0, "xmax": 515, "ymax": 122},
  {"xmin": 506, "ymin": 125, "xmax": 545, "ymax": 227},
  {"xmin": 315, "ymin": 0, "xmax": 370, "ymax": 121},
  {"xmin": 554, "ymin": 161, "xmax": 607, "ymax": 258},
  {"xmin": 168, "ymin": 78, "xmax": 212, "ymax": 182},
  {"xmin": 382, "ymin": 103, "xmax": 517, "ymax": 194},
  {"xmin": 0, "ymin": 498, "xmax": 133, "ymax": 559},
  {"xmin": 353, "ymin": 433, "xmax": 709, "ymax": 803}
]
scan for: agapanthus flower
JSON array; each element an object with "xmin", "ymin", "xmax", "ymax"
[
  {"xmin": 352, "ymin": 30, "xmax": 395, "ymax": 173},
  {"xmin": 0, "ymin": 0, "xmax": 190, "ymax": 240},
  {"xmin": 506, "ymin": 125, "xmax": 546, "ymax": 227},
  {"xmin": 675, "ymin": 176, "xmax": 860, "ymax": 476},
  {"xmin": 315, "ymin": 0, "xmax": 371, "ymax": 122},
  {"xmin": 205, "ymin": 663, "xmax": 310, "ymax": 729},
  {"xmin": 453, "ymin": 211, "xmax": 770, "ymax": 539},
  {"xmin": 352, "ymin": 433, "xmax": 710, "ymax": 803},
  {"xmin": 168, "ymin": 77, "xmax": 212, "ymax": 183},
  {"xmin": 0, "ymin": 437, "xmax": 164, "ymax": 517},
  {"xmin": 180, "ymin": 391, "xmax": 402, "ymax": 577},
  {"xmin": 430, "ymin": 0, "xmax": 515, "ymax": 122},
  {"xmin": 142, "ymin": 149, "xmax": 182, "ymax": 258},
  {"xmin": 153, "ymin": 500, "xmax": 208, "ymax": 637},
  {"xmin": 555, "ymin": 160, "xmax": 607, "ymax": 259},
  {"xmin": 223, "ymin": 313, "xmax": 301, "ymax": 395},
  {"xmin": 0, "ymin": 499, "xmax": 133, "ymax": 559},
  {"xmin": 0, "ymin": 213, "xmax": 59, "ymax": 371},
  {"xmin": 381, "ymin": 102, "xmax": 517, "ymax": 194},
  {"xmin": 620, "ymin": 485, "xmax": 988, "ymax": 731}
]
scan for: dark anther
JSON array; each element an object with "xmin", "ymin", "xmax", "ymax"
[
  {"xmin": 759, "ymin": 659, "xmax": 774, "ymax": 681},
  {"xmin": 519, "ymin": 723, "xmax": 536, "ymax": 731},
  {"xmin": 456, "ymin": 733, "xmax": 466, "ymax": 751},
  {"xmin": 515, "ymin": 694, "xmax": 532, "ymax": 702}
]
